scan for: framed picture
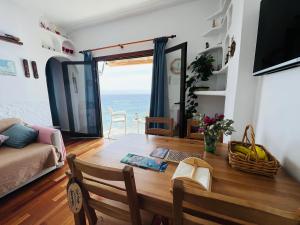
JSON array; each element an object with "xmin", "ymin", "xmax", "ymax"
[
  {"xmin": 31, "ymin": 61, "xmax": 39, "ymax": 79},
  {"xmin": 0, "ymin": 59, "xmax": 17, "ymax": 76},
  {"xmin": 22, "ymin": 59, "xmax": 30, "ymax": 78}
]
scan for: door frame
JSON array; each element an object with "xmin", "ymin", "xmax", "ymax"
[
  {"xmin": 62, "ymin": 60, "xmax": 102, "ymax": 138},
  {"xmin": 94, "ymin": 45, "xmax": 187, "ymax": 138},
  {"xmin": 165, "ymin": 42, "xmax": 188, "ymax": 138}
]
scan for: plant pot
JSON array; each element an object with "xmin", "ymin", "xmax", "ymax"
[{"xmin": 204, "ymin": 133, "xmax": 218, "ymax": 153}]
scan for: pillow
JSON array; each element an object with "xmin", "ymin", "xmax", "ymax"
[
  {"xmin": 1, "ymin": 124, "xmax": 38, "ymax": 148},
  {"xmin": 0, "ymin": 134, "xmax": 9, "ymax": 146},
  {"xmin": 0, "ymin": 118, "xmax": 22, "ymax": 133}
]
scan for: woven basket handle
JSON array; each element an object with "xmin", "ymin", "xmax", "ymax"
[{"xmin": 242, "ymin": 125, "xmax": 258, "ymax": 160}]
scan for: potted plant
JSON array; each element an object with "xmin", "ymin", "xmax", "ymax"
[
  {"xmin": 197, "ymin": 114, "xmax": 234, "ymax": 153},
  {"xmin": 189, "ymin": 53, "xmax": 214, "ymax": 81},
  {"xmin": 185, "ymin": 54, "xmax": 215, "ymax": 119}
]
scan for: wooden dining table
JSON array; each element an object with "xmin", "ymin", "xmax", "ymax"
[{"xmin": 80, "ymin": 134, "xmax": 300, "ymax": 220}]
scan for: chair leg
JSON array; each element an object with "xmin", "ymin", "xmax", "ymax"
[
  {"xmin": 108, "ymin": 120, "xmax": 112, "ymax": 139},
  {"xmin": 124, "ymin": 116, "xmax": 127, "ymax": 135}
]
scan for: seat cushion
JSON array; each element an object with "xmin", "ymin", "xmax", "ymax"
[
  {"xmin": 1, "ymin": 124, "xmax": 38, "ymax": 148},
  {"xmin": 0, "ymin": 143, "xmax": 58, "ymax": 197}
]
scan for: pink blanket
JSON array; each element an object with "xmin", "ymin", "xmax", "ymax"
[{"xmin": 31, "ymin": 125, "xmax": 66, "ymax": 161}]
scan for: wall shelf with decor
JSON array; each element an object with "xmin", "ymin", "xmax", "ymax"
[
  {"xmin": 199, "ymin": 45, "xmax": 223, "ymax": 55},
  {"xmin": 203, "ymin": 17, "xmax": 227, "ymax": 37},
  {"xmin": 206, "ymin": 0, "xmax": 231, "ymax": 21},
  {"xmin": 189, "ymin": 0, "xmax": 232, "ymax": 117},
  {"xmin": 40, "ymin": 27, "xmax": 76, "ymax": 56},
  {"xmin": 212, "ymin": 64, "xmax": 228, "ymax": 75}
]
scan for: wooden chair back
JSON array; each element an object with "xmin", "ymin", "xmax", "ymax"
[
  {"xmin": 173, "ymin": 179, "xmax": 300, "ymax": 225},
  {"xmin": 186, "ymin": 119, "xmax": 203, "ymax": 140},
  {"xmin": 66, "ymin": 154, "xmax": 142, "ymax": 225},
  {"xmin": 145, "ymin": 117, "xmax": 174, "ymax": 137},
  {"xmin": 186, "ymin": 119, "xmax": 223, "ymax": 143}
]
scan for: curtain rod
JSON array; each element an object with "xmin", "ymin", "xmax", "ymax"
[{"xmin": 79, "ymin": 35, "xmax": 176, "ymax": 54}]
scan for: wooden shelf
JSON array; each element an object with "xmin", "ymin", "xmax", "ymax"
[
  {"xmin": 212, "ymin": 64, "xmax": 228, "ymax": 75},
  {"xmin": 0, "ymin": 36, "xmax": 23, "ymax": 45},
  {"xmin": 194, "ymin": 90, "xmax": 226, "ymax": 96},
  {"xmin": 206, "ymin": 0, "xmax": 231, "ymax": 21}
]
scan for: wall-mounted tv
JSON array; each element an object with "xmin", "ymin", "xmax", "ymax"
[{"xmin": 253, "ymin": 0, "xmax": 300, "ymax": 76}]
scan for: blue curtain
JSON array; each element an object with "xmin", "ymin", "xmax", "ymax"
[
  {"xmin": 150, "ymin": 37, "xmax": 169, "ymax": 122},
  {"xmin": 84, "ymin": 52, "xmax": 97, "ymax": 134}
]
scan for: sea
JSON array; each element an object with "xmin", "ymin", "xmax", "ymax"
[{"xmin": 100, "ymin": 93, "xmax": 151, "ymax": 136}]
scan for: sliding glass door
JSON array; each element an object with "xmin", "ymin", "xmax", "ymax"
[
  {"xmin": 62, "ymin": 61, "xmax": 102, "ymax": 137},
  {"xmin": 165, "ymin": 42, "xmax": 187, "ymax": 138}
]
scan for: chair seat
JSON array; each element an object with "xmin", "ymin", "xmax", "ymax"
[
  {"xmin": 111, "ymin": 111, "xmax": 127, "ymax": 116},
  {"xmin": 112, "ymin": 118, "xmax": 126, "ymax": 122}
]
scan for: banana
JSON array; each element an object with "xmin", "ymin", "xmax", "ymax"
[{"xmin": 234, "ymin": 144, "xmax": 268, "ymax": 161}]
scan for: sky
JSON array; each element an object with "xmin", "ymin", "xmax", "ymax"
[{"xmin": 99, "ymin": 63, "xmax": 153, "ymax": 95}]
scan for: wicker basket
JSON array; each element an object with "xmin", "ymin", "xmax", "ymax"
[{"xmin": 228, "ymin": 125, "xmax": 280, "ymax": 177}]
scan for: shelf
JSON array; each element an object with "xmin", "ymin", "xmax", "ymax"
[
  {"xmin": 0, "ymin": 36, "xmax": 23, "ymax": 45},
  {"xmin": 212, "ymin": 64, "xmax": 228, "ymax": 75},
  {"xmin": 199, "ymin": 45, "xmax": 222, "ymax": 55},
  {"xmin": 40, "ymin": 28, "xmax": 75, "ymax": 55},
  {"xmin": 194, "ymin": 90, "xmax": 226, "ymax": 96},
  {"xmin": 203, "ymin": 18, "xmax": 227, "ymax": 37},
  {"xmin": 206, "ymin": 0, "xmax": 231, "ymax": 21}
]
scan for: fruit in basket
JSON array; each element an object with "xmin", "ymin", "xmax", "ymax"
[{"xmin": 234, "ymin": 144, "xmax": 267, "ymax": 161}]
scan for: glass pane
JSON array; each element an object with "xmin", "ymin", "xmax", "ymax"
[
  {"xmin": 166, "ymin": 49, "xmax": 182, "ymax": 135},
  {"xmin": 66, "ymin": 63, "xmax": 98, "ymax": 135}
]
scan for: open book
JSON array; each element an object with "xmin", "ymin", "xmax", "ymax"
[{"xmin": 171, "ymin": 157, "xmax": 213, "ymax": 191}]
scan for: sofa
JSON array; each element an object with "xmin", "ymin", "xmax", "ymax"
[{"xmin": 0, "ymin": 118, "xmax": 66, "ymax": 198}]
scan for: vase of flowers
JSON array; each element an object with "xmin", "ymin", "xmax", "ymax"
[{"xmin": 198, "ymin": 114, "xmax": 234, "ymax": 153}]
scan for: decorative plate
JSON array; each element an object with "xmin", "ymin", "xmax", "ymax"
[
  {"xmin": 170, "ymin": 58, "xmax": 181, "ymax": 75},
  {"xmin": 67, "ymin": 182, "xmax": 83, "ymax": 214}
]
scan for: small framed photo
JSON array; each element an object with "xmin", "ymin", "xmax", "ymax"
[
  {"xmin": 22, "ymin": 59, "xmax": 30, "ymax": 78},
  {"xmin": 31, "ymin": 61, "xmax": 39, "ymax": 79}
]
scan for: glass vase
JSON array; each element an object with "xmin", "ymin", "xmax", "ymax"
[{"xmin": 204, "ymin": 133, "xmax": 218, "ymax": 153}]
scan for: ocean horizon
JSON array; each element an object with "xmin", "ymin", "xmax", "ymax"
[{"xmin": 101, "ymin": 93, "xmax": 151, "ymax": 136}]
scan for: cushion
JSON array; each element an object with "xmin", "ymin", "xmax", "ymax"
[
  {"xmin": 0, "ymin": 134, "xmax": 9, "ymax": 146},
  {"xmin": 0, "ymin": 118, "xmax": 22, "ymax": 133},
  {"xmin": 1, "ymin": 124, "xmax": 38, "ymax": 148}
]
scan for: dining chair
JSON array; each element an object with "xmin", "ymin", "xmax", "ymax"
[
  {"xmin": 186, "ymin": 119, "xmax": 203, "ymax": 140},
  {"xmin": 66, "ymin": 153, "xmax": 146, "ymax": 225},
  {"xmin": 172, "ymin": 179, "xmax": 300, "ymax": 225},
  {"xmin": 108, "ymin": 107, "xmax": 127, "ymax": 138},
  {"xmin": 145, "ymin": 117, "xmax": 174, "ymax": 137}
]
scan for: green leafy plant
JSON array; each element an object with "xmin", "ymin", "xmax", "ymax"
[
  {"xmin": 189, "ymin": 54, "xmax": 214, "ymax": 81},
  {"xmin": 185, "ymin": 54, "xmax": 215, "ymax": 119},
  {"xmin": 185, "ymin": 74, "xmax": 198, "ymax": 119}
]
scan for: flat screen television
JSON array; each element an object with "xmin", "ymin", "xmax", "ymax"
[{"xmin": 253, "ymin": 0, "xmax": 300, "ymax": 76}]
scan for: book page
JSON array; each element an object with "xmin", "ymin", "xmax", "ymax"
[
  {"xmin": 172, "ymin": 161, "xmax": 211, "ymax": 191},
  {"xmin": 194, "ymin": 168, "xmax": 210, "ymax": 191},
  {"xmin": 171, "ymin": 161, "xmax": 193, "ymax": 180}
]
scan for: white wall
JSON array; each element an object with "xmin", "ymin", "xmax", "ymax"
[
  {"xmin": 232, "ymin": 0, "xmax": 300, "ymax": 181},
  {"xmin": 70, "ymin": 0, "xmax": 221, "ymax": 116},
  {"xmin": 70, "ymin": 1, "xmax": 219, "ymax": 62},
  {"xmin": 0, "ymin": 1, "xmax": 73, "ymax": 126}
]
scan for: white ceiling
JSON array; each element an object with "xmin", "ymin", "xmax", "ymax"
[{"xmin": 10, "ymin": 0, "xmax": 197, "ymax": 32}]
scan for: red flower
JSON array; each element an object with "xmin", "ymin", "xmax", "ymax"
[
  {"xmin": 218, "ymin": 114, "xmax": 224, "ymax": 120},
  {"xmin": 204, "ymin": 116, "xmax": 211, "ymax": 125}
]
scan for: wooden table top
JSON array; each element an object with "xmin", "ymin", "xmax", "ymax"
[{"xmin": 81, "ymin": 134, "xmax": 300, "ymax": 217}]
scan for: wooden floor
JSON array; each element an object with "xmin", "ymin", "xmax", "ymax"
[{"xmin": 0, "ymin": 138, "xmax": 108, "ymax": 225}]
